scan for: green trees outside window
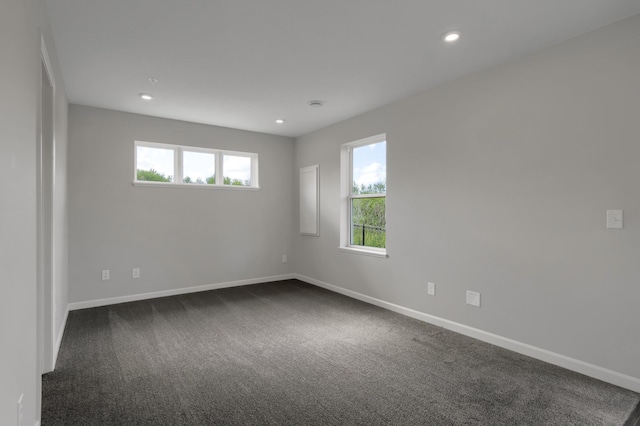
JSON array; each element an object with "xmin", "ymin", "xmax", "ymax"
[
  {"xmin": 136, "ymin": 168, "xmax": 172, "ymax": 182},
  {"xmin": 137, "ymin": 169, "xmax": 249, "ymax": 186},
  {"xmin": 351, "ymin": 181, "xmax": 386, "ymax": 248}
]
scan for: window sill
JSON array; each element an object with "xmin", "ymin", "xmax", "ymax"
[
  {"xmin": 132, "ymin": 181, "xmax": 260, "ymax": 191},
  {"xmin": 338, "ymin": 246, "xmax": 389, "ymax": 259}
]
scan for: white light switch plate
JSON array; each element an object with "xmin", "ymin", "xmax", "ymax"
[
  {"xmin": 606, "ymin": 210, "xmax": 623, "ymax": 229},
  {"xmin": 466, "ymin": 291, "xmax": 481, "ymax": 307}
]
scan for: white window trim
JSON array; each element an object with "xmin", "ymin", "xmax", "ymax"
[
  {"xmin": 339, "ymin": 133, "xmax": 388, "ymax": 258},
  {"xmin": 133, "ymin": 140, "xmax": 259, "ymax": 189}
]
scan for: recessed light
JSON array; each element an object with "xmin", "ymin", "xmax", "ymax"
[
  {"xmin": 275, "ymin": 119, "xmax": 285, "ymax": 124},
  {"xmin": 443, "ymin": 31, "xmax": 461, "ymax": 43},
  {"xmin": 139, "ymin": 93, "xmax": 153, "ymax": 101},
  {"xmin": 308, "ymin": 100, "xmax": 324, "ymax": 108}
]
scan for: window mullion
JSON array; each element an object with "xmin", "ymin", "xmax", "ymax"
[
  {"xmin": 251, "ymin": 154, "xmax": 258, "ymax": 187},
  {"xmin": 351, "ymin": 193, "xmax": 386, "ymax": 199},
  {"xmin": 175, "ymin": 146, "xmax": 183, "ymax": 183},
  {"xmin": 216, "ymin": 150, "xmax": 222, "ymax": 186}
]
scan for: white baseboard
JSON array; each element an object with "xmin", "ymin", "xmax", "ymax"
[
  {"xmin": 68, "ymin": 274, "xmax": 297, "ymax": 311},
  {"xmin": 294, "ymin": 273, "xmax": 640, "ymax": 394}
]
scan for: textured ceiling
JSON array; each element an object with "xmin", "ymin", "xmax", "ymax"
[{"xmin": 45, "ymin": 0, "xmax": 640, "ymax": 137}]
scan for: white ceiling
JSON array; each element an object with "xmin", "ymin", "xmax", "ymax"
[{"xmin": 45, "ymin": 0, "xmax": 640, "ymax": 138}]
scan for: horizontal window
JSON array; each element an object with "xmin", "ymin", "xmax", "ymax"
[{"xmin": 134, "ymin": 141, "xmax": 259, "ymax": 189}]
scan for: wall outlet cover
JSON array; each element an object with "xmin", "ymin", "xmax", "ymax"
[{"xmin": 427, "ymin": 282, "xmax": 436, "ymax": 296}]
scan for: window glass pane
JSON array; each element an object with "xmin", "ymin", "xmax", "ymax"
[
  {"xmin": 352, "ymin": 141, "xmax": 386, "ymax": 195},
  {"xmin": 183, "ymin": 151, "xmax": 215, "ymax": 184},
  {"xmin": 223, "ymin": 155, "xmax": 251, "ymax": 186},
  {"xmin": 136, "ymin": 146, "xmax": 174, "ymax": 182},
  {"xmin": 351, "ymin": 197, "xmax": 386, "ymax": 248}
]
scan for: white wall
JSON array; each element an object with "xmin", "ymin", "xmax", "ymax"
[
  {"xmin": 0, "ymin": 0, "xmax": 68, "ymax": 424},
  {"xmin": 294, "ymin": 14, "xmax": 640, "ymax": 384},
  {"xmin": 68, "ymin": 106, "xmax": 295, "ymax": 304}
]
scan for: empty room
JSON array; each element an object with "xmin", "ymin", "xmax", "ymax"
[{"xmin": 2, "ymin": 0, "xmax": 640, "ymax": 425}]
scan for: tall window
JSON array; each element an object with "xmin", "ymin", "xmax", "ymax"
[
  {"xmin": 134, "ymin": 141, "xmax": 258, "ymax": 189},
  {"xmin": 340, "ymin": 134, "xmax": 387, "ymax": 257}
]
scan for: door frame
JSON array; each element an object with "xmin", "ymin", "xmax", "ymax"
[{"xmin": 36, "ymin": 32, "xmax": 57, "ymax": 419}]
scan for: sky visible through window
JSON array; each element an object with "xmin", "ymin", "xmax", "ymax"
[
  {"xmin": 223, "ymin": 154, "xmax": 251, "ymax": 184},
  {"xmin": 183, "ymin": 151, "xmax": 215, "ymax": 183},
  {"xmin": 353, "ymin": 141, "xmax": 386, "ymax": 189},
  {"xmin": 137, "ymin": 146, "xmax": 252, "ymax": 183},
  {"xmin": 137, "ymin": 146, "xmax": 174, "ymax": 179}
]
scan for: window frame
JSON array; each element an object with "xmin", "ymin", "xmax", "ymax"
[
  {"xmin": 133, "ymin": 140, "xmax": 259, "ymax": 190},
  {"xmin": 339, "ymin": 133, "xmax": 388, "ymax": 258}
]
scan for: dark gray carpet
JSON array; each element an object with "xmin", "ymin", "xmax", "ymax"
[
  {"xmin": 43, "ymin": 279, "xmax": 639, "ymax": 425},
  {"xmin": 625, "ymin": 402, "xmax": 640, "ymax": 426}
]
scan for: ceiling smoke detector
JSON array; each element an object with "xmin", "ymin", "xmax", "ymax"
[{"xmin": 308, "ymin": 100, "xmax": 324, "ymax": 108}]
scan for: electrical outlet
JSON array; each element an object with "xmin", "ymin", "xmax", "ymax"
[
  {"xmin": 466, "ymin": 291, "xmax": 481, "ymax": 307},
  {"xmin": 101, "ymin": 270, "xmax": 110, "ymax": 281},
  {"xmin": 17, "ymin": 393, "xmax": 23, "ymax": 426},
  {"xmin": 132, "ymin": 268, "xmax": 141, "ymax": 279},
  {"xmin": 282, "ymin": 254, "xmax": 288, "ymax": 263},
  {"xmin": 427, "ymin": 282, "xmax": 436, "ymax": 296}
]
